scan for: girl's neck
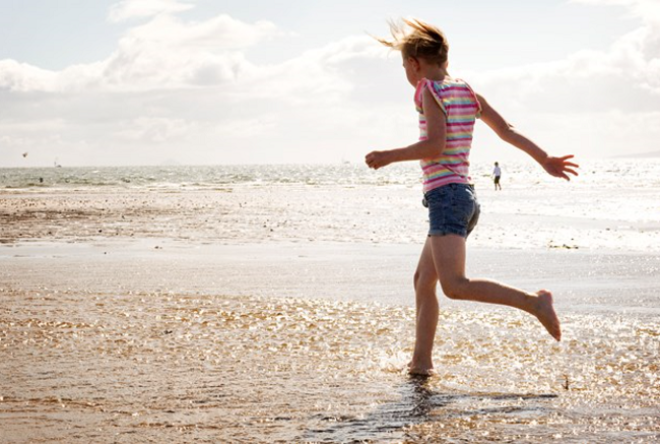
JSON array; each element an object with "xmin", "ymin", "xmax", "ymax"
[{"xmin": 420, "ymin": 66, "xmax": 449, "ymax": 82}]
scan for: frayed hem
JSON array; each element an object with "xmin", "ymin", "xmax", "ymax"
[{"xmin": 427, "ymin": 231, "xmax": 468, "ymax": 239}]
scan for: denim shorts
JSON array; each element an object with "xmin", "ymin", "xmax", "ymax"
[{"xmin": 423, "ymin": 183, "xmax": 480, "ymax": 238}]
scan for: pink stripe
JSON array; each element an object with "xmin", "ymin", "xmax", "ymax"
[
  {"xmin": 447, "ymin": 104, "xmax": 479, "ymax": 109},
  {"xmin": 434, "ymin": 86, "xmax": 473, "ymax": 93},
  {"xmin": 422, "ymin": 164, "xmax": 452, "ymax": 173},
  {"xmin": 422, "ymin": 159, "xmax": 468, "ymax": 172},
  {"xmin": 441, "ymin": 152, "xmax": 469, "ymax": 159},
  {"xmin": 422, "ymin": 176, "xmax": 470, "ymax": 193}
]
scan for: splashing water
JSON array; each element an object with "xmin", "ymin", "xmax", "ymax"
[{"xmin": 1, "ymin": 289, "xmax": 657, "ymax": 443}]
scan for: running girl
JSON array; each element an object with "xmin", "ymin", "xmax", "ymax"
[{"xmin": 365, "ymin": 19, "xmax": 579, "ymax": 376}]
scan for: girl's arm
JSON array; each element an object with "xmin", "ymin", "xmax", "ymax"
[
  {"xmin": 477, "ymin": 94, "xmax": 579, "ymax": 180},
  {"xmin": 365, "ymin": 87, "xmax": 446, "ymax": 169}
]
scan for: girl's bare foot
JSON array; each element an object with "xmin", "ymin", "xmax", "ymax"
[
  {"xmin": 533, "ymin": 290, "xmax": 561, "ymax": 341},
  {"xmin": 408, "ymin": 358, "xmax": 436, "ymax": 376},
  {"xmin": 408, "ymin": 366, "xmax": 437, "ymax": 377}
]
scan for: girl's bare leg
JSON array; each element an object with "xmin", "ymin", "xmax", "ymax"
[
  {"xmin": 409, "ymin": 238, "xmax": 440, "ymax": 375},
  {"xmin": 429, "ymin": 234, "xmax": 561, "ymax": 341}
]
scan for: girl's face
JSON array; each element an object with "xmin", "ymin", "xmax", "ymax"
[{"xmin": 402, "ymin": 55, "xmax": 420, "ymax": 87}]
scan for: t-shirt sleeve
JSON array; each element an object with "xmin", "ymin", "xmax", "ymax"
[
  {"xmin": 414, "ymin": 79, "xmax": 447, "ymax": 115},
  {"xmin": 462, "ymin": 81, "xmax": 482, "ymax": 119}
]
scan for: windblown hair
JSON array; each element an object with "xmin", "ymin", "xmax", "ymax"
[{"xmin": 376, "ymin": 18, "xmax": 449, "ymax": 66}]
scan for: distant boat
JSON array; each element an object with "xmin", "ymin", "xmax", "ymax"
[{"xmin": 54, "ymin": 158, "xmax": 62, "ymax": 168}]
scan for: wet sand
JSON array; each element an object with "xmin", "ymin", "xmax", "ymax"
[
  {"xmin": 1, "ymin": 284, "xmax": 658, "ymax": 443},
  {"xmin": 2, "ymin": 184, "xmax": 658, "ymax": 251},
  {"xmin": 2, "ymin": 240, "xmax": 660, "ymax": 315},
  {"xmin": 2, "ymin": 239, "xmax": 659, "ymax": 443},
  {"xmin": 1, "ymin": 187, "xmax": 659, "ymax": 442}
]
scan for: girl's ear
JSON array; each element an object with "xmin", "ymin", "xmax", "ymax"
[{"xmin": 409, "ymin": 57, "xmax": 420, "ymax": 71}]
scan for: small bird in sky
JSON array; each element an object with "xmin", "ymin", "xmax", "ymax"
[{"xmin": 22, "ymin": 152, "xmax": 28, "ymax": 158}]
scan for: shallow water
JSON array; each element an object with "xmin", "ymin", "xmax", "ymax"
[
  {"xmin": 2, "ymin": 160, "xmax": 660, "ymax": 253},
  {"xmin": 1, "ymin": 162, "xmax": 658, "ymax": 442},
  {"xmin": 1, "ymin": 182, "xmax": 658, "ymax": 252},
  {"xmin": 1, "ymin": 289, "xmax": 658, "ymax": 443}
]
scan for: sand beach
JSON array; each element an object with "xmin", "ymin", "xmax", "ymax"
[{"xmin": 1, "ymin": 162, "xmax": 659, "ymax": 442}]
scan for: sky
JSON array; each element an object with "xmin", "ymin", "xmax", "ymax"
[{"xmin": 1, "ymin": 0, "xmax": 659, "ymax": 167}]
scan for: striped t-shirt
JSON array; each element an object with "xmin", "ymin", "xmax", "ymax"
[{"xmin": 414, "ymin": 78, "xmax": 481, "ymax": 193}]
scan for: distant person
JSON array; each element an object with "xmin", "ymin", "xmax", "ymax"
[
  {"xmin": 365, "ymin": 19, "xmax": 579, "ymax": 376},
  {"xmin": 493, "ymin": 161, "xmax": 502, "ymax": 190}
]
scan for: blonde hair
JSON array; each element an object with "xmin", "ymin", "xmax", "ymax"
[{"xmin": 376, "ymin": 18, "xmax": 449, "ymax": 66}]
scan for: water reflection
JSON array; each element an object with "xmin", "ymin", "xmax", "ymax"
[
  {"xmin": 403, "ymin": 375, "xmax": 439, "ymax": 419},
  {"xmin": 301, "ymin": 376, "xmax": 435, "ymax": 442},
  {"xmin": 302, "ymin": 374, "xmax": 563, "ymax": 443},
  {"xmin": 1, "ymin": 290, "xmax": 658, "ymax": 443}
]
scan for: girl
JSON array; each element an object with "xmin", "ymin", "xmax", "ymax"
[{"xmin": 366, "ymin": 19, "xmax": 579, "ymax": 376}]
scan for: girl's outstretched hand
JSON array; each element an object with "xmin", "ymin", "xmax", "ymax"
[
  {"xmin": 541, "ymin": 155, "xmax": 580, "ymax": 180},
  {"xmin": 365, "ymin": 150, "xmax": 393, "ymax": 170}
]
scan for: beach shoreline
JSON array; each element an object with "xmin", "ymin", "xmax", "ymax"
[
  {"xmin": 2, "ymin": 178, "xmax": 659, "ymax": 252},
  {"xmin": 2, "ymin": 238, "xmax": 659, "ymax": 316}
]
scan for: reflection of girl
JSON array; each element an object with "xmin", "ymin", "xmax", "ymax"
[{"xmin": 365, "ymin": 19, "xmax": 579, "ymax": 376}]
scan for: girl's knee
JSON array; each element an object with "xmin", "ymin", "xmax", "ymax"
[
  {"xmin": 414, "ymin": 270, "xmax": 437, "ymax": 292},
  {"xmin": 440, "ymin": 277, "xmax": 469, "ymax": 300}
]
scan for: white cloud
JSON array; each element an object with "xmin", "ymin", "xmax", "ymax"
[
  {"xmin": 108, "ymin": 0, "xmax": 195, "ymax": 23},
  {"xmin": 2, "ymin": 2, "xmax": 660, "ymax": 167},
  {"xmin": 467, "ymin": 4, "xmax": 660, "ymax": 112},
  {"xmin": 239, "ymin": 36, "xmax": 387, "ymax": 104},
  {"xmin": 443, "ymin": 0, "xmax": 660, "ymax": 162},
  {"xmin": 0, "ymin": 13, "xmax": 287, "ymax": 93},
  {"xmin": 571, "ymin": 0, "xmax": 660, "ymax": 25},
  {"xmin": 121, "ymin": 13, "xmax": 283, "ymax": 50},
  {"xmin": 0, "ymin": 9, "xmax": 392, "ymax": 165},
  {"xmin": 116, "ymin": 117, "xmax": 198, "ymax": 142},
  {"xmin": 0, "ymin": 60, "xmax": 56, "ymax": 92}
]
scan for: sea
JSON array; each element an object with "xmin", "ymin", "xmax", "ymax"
[
  {"xmin": 3, "ymin": 159, "xmax": 660, "ymax": 192},
  {"xmin": 2, "ymin": 159, "xmax": 659, "ymax": 251}
]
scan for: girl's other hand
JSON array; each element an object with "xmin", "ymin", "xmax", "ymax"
[
  {"xmin": 365, "ymin": 150, "xmax": 393, "ymax": 170},
  {"xmin": 542, "ymin": 155, "xmax": 580, "ymax": 180}
]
